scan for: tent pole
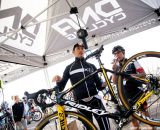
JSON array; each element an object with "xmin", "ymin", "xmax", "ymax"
[
  {"xmin": 43, "ymin": 68, "xmax": 52, "ymax": 89},
  {"xmin": 25, "ymin": 12, "xmax": 69, "ymax": 28}
]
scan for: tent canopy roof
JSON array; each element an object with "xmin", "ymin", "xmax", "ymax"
[{"xmin": 0, "ymin": 0, "xmax": 160, "ymax": 83}]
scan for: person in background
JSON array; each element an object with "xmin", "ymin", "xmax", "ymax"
[
  {"xmin": 53, "ymin": 43, "xmax": 110, "ymax": 130},
  {"xmin": 12, "ymin": 95, "xmax": 28, "ymax": 130},
  {"xmin": 111, "ymin": 45, "xmax": 153, "ymax": 130},
  {"xmin": 22, "ymin": 97, "xmax": 31, "ymax": 125}
]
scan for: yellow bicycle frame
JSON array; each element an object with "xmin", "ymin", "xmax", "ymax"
[
  {"xmin": 57, "ymin": 105, "xmax": 68, "ymax": 130},
  {"xmin": 135, "ymin": 90, "xmax": 154, "ymax": 109},
  {"xmin": 100, "ymin": 64, "xmax": 117, "ymax": 100},
  {"xmin": 131, "ymin": 77, "xmax": 154, "ymax": 109}
]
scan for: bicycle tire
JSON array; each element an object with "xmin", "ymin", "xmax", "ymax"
[
  {"xmin": 117, "ymin": 51, "xmax": 160, "ymax": 126},
  {"xmin": 35, "ymin": 111, "xmax": 97, "ymax": 130},
  {"xmin": 32, "ymin": 110, "xmax": 42, "ymax": 121}
]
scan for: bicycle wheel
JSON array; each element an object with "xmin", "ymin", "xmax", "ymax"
[
  {"xmin": 117, "ymin": 51, "xmax": 160, "ymax": 126},
  {"xmin": 35, "ymin": 111, "xmax": 97, "ymax": 130},
  {"xmin": 32, "ymin": 110, "xmax": 42, "ymax": 121}
]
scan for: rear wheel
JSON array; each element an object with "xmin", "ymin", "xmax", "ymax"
[
  {"xmin": 35, "ymin": 111, "xmax": 97, "ymax": 130},
  {"xmin": 117, "ymin": 51, "xmax": 160, "ymax": 126}
]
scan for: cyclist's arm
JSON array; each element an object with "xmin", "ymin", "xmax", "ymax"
[
  {"xmin": 124, "ymin": 61, "xmax": 146, "ymax": 79},
  {"xmin": 91, "ymin": 64, "xmax": 104, "ymax": 90},
  {"xmin": 111, "ymin": 60, "xmax": 120, "ymax": 84},
  {"xmin": 112, "ymin": 74, "xmax": 117, "ymax": 84},
  {"xmin": 132, "ymin": 60, "xmax": 146, "ymax": 78},
  {"xmin": 131, "ymin": 72, "xmax": 146, "ymax": 78},
  {"xmin": 56, "ymin": 65, "xmax": 70, "ymax": 91},
  {"xmin": 112, "ymin": 68, "xmax": 119, "ymax": 84}
]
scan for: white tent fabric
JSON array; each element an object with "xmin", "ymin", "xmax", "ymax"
[
  {"xmin": 140, "ymin": 0, "xmax": 160, "ymax": 9},
  {"xmin": 0, "ymin": 0, "xmax": 160, "ymax": 84}
]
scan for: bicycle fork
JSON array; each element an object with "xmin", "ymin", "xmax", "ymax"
[{"xmin": 57, "ymin": 105, "xmax": 68, "ymax": 130}]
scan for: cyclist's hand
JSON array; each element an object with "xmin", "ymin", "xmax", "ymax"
[
  {"xmin": 52, "ymin": 75, "xmax": 62, "ymax": 82},
  {"xmin": 112, "ymin": 59, "xmax": 119, "ymax": 71}
]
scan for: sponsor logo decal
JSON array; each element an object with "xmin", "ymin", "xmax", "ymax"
[
  {"xmin": 52, "ymin": 0, "xmax": 126, "ymax": 40},
  {"xmin": 0, "ymin": 6, "xmax": 40, "ymax": 46}
]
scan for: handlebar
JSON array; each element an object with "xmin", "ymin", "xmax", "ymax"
[{"xmin": 85, "ymin": 45, "xmax": 104, "ymax": 60}]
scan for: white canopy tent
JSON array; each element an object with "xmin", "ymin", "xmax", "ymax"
[{"xmin": 0, "ymin": 0, "xmax": 160, "ymax": 84}]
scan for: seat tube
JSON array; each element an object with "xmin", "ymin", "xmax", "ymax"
[
  {"xmin": 57, "ymin": 105, "xmax": 68, "ymax": 130},
  {"xmin": 100, "ymin": 65, "xmax": 116, "ymax": 99}
]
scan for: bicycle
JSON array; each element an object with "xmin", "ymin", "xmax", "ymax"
[
  {"xmin": 0, "ymin": 108, "xmax": 15, "ymax": 130},
  {"xmin": 25, "ymin": 45, "xmax": 160, "ymax": 130}
]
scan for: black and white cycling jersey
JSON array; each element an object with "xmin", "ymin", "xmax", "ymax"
[{"xmin": 57, "ymin": 57, "xmax": 104, "ymax": 100}]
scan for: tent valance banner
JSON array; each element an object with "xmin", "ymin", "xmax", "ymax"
[{"xmin": 0, "ymin": 0, "xmax": 160, "ymax": 83}]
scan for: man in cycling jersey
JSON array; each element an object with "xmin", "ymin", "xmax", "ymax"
[
  {"xmin": 111, "ymin": 45, "xmax": 153, "ymax": 130},
  {"xmin": 53, "ymin": 43, "xmax": 110, "ymax": 130}
]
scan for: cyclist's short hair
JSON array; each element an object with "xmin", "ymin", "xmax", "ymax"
[
  {"xmin": 73, "ymin": 43, "xmax": 84, "ymax": 51},
  {"xmin": 112, "ymin": 45, "xmax": 125, "ymax": 54}
]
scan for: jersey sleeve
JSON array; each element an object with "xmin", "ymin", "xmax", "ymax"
[
  {"xmin": 91, "ymin": 64, "xmax": 104, "ymax": 90},
  {"xmin": 133, "ymin": 61, "xmax": 145, "ymax": 73},
  {"xmin": 57, "ymin": 65, "xmax": 70, "ymax": 91}
]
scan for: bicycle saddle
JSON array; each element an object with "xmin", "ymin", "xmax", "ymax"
[{"xmin": 24, "ymin": 91, "xmax": 36, "ymax": 99}]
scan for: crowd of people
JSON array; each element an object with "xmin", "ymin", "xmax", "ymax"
[{"xmin": 0, "ymin": 95, "xmax": 41, "ymax": 130}]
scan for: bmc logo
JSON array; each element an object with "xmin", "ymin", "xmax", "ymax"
[
  {"xmin": 0, "ymin": 6, "xmax": 40, "ymax": 46},
  {"xmin": 52, "ymin": 0, "xmax": 126, "ymax": 41}
]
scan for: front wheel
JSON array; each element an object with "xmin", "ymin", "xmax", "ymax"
[
  {"xmin": 117, "ymin": 51, "xmax": 160, "ymax": 126},
  {"xmin": 35, "ymin": 111, "xmax": 97, "ymax": 130},
  {"xmin": 32, "ymin": 110, "xmax": 42, "ymax": 121}
]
